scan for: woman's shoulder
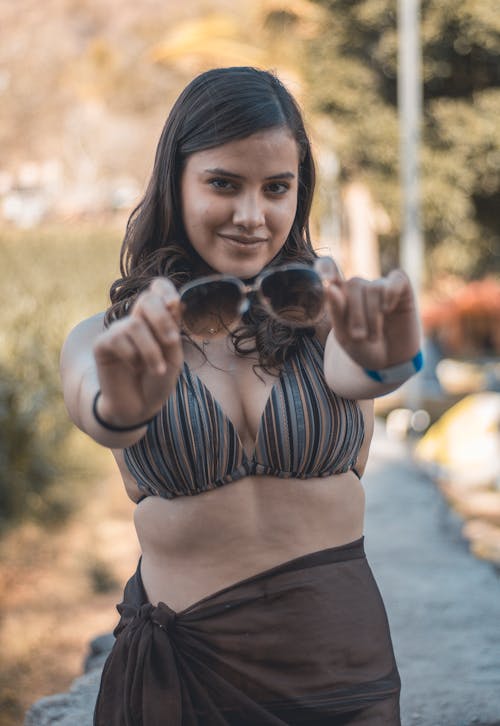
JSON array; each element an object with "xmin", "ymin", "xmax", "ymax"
[
  {"xmin": 61, "ymin": 312, "xmax": 106, "ymax": 366},
  {"xmin": 59, "ymin": 313, "xmax": 107, "ymax": 423},
  {"xmin": 66, "ymin": 312, "xmax": 106, "ymax": 341}
]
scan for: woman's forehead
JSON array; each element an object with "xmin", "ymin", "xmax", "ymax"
[{"xmin": 184, "ymin": 129, "xmax": 300, "ymax": 175}]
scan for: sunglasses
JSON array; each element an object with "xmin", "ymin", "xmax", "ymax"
[{"xmin": 178, "ymin": 259, "xmax": 335, "ymax": 339}]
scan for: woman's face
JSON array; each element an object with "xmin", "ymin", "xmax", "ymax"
[{"xmin": 180, "ymin": 127, "xmax": 300, "ymax": 279}]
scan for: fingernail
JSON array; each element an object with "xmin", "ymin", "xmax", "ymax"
[{"xmin": 315, "ymin": 256, "xmax": 338, "ymax": 280}]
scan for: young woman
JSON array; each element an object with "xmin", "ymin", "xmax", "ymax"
[{"xmin": 61, "ymin": 67, "xmax": 421, "ymax": 725}]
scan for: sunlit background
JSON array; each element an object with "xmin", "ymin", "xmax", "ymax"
[{"xmin": 1, "ymin": 1, "xmax": 499, "ymax": 722}]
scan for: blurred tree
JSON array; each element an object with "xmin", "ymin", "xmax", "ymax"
[
  {"xmin": 0, "ymin": 225, "xmax": 119, "ymax": 532},
  {"xmin": 305, "ymin": 0, "xmax": 500, "ymax": 281},
  {"xmin": 0, "ymin": 359, "xmax": 73, "ymax": 532},
  {"xmin": 149, "ymin": 1, "xmax": 324, "ymax": 91},
  {"xmin": 2, "ymin": 0, "xmax": 498, "ymax": 281}
]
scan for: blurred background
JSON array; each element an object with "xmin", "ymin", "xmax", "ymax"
[{"xmin": 1, "ymin": 0, "xmax": 499, "ymax": 723}]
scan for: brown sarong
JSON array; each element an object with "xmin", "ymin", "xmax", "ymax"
[{"xmin": 94, "ymin": 538, "xmax": 400, "ymax": 725}]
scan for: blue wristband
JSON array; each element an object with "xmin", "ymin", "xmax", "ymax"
[{"xmin": 363, "ymin": 350, "xmax": 424, "ymax": 384}]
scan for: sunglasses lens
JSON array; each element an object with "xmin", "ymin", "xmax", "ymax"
[
  {"xmin": 181, "ymin": 280, "xmax": 243, "ymax": 338},
  {"xmin": 260, "ymin": 268, "xmax": 324, "ymax": 326}
]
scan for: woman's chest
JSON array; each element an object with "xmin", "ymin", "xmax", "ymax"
[
  {"xmin": 124, "ymin": 335, "xmax": 366, "ymax": 498},
  {"xmin": 183, "ymin": 341, "xmax": 279, "ymax": 456}
]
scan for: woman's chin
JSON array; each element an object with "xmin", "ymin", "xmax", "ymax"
[{"xmin": 204, "ymin": 249, "xmax": 277, "ymax": 279}]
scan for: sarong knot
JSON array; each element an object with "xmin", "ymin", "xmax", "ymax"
[{"xmin": 150, "ymin": 601, "xmax": 176, "ymax": 631}]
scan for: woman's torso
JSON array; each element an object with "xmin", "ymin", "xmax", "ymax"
[{"xmin": 113, "ymin": 329, "xmax": 373, "ymax": 612}]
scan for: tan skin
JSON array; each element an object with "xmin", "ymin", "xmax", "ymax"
[{"xmin": 61, "ymin": 129, "xmax": 420, "ymax": 613}]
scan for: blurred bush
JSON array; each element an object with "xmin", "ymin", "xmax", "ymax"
[
  {"xmin": 422, "ymin": 277, "xmax": 500, "ymax": 358},
  {"xmin": 87, "ymin": 556, "xmax": 120, "ymax": 594},
  {"xmin": 0, "ymin": 360, "xmax": 71, "ymax": 529},
  {"xmin": 0, "ymin": 223, "xmax": 121, "ymax": 533}
]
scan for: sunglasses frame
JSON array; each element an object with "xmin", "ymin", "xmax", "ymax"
[{"xmin": 178, "ymin": 262, "xmax": 328, "ymax": 330}]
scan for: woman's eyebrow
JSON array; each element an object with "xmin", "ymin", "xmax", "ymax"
[
  {"xmin": 264, "ymin": 172, "xmax": 296, "ymax": 181},
  {"xmin": 204, "ymin": 168, "xmax": 243, "ymax": 179},
  {"xmin": 204, "ymin": 167, "xmax": 296, "ymax": 180}
]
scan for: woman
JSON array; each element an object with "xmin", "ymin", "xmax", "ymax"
[{"xmin": 61, "ymin": 67, "xmax": 421, "ymax": 725}]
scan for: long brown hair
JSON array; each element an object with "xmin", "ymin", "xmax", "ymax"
[{"xmin": 105, "ymin": 66, "xmax": 318, "ymax": 368}]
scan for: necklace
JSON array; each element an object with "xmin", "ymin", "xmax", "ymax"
[{"xmin": 201, "ymin": 325, "xmax": 223, "ymax": 349}]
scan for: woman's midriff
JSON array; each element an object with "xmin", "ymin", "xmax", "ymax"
[{"xmin": 133, "ymin": 471, "xmax": 365, "ymax": 612}]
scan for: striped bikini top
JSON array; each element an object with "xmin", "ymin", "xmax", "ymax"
[{"xmin": 124, "ymin": 335, "xmax": 365, "ymax": 499}]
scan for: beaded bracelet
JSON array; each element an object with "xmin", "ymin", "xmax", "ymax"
[
  {"xmin": 92, "ymin": 390, "xmax": 155, "ymax": 432},
  {"xmin": 363, "ymin": 350, "xmax": 424, "ymax": 385}
]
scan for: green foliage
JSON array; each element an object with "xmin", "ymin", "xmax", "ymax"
[
  {"xmin": 0, "ymin": 224, "xmax": 120, "ymax": 532},
  {"xmin": 0, "ymin": 361, "xmax": 72, "ymax": 530},
  {"xmin": 306, "ymin": 0, "xmax": 500, "ymax": 281},
  {"xmin": 87, "ymin": 556, "xmax": 120, "ymax": 593}
]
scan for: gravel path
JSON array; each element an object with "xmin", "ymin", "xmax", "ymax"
[{"xmin": 364, "ymin": 421, "xmax": 500, "ymax": 726}]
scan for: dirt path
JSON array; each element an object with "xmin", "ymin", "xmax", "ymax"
[{"xmin": 0, "ymin": 456, "xmax": 139, "ymax": 726}]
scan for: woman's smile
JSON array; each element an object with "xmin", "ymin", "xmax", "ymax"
[{"xmin": 217, "ymin": 233, "xmax": 269, "ymax": 250}]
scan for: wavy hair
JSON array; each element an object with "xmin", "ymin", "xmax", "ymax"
[{"xmin": 105, "ymin": 66, "xmax": 317, "ymax": 369}]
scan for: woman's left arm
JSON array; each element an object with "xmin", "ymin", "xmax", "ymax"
[{"xmin": 322, "ymin": 268, "xmax": 422, "ymax": 400}]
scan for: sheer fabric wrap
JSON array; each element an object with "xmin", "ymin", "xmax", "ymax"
[{"xmin": 94, "ymin": 538, "xmax": 400, "ymax": 725}]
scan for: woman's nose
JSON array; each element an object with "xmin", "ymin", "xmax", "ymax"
[{"xmin": 232, "ymin": 192, "xmax": 266, "ymax": 230}]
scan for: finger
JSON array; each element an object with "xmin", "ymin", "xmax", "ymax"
[
  {"xmin": 382, "ymin": 269, "xmax": 413, "ymax": 313},
  {"xmin": 149, "ymin": 276, "xmax": 179, "ymax": 300},
  {"xmin": 323, "ymin": 283, "xmax": 348, "ymax": 342},
  {"xmin": 150, "ymin": 277, "xmax": 182, "ymax": 325},
  {"xmin": 93, "ymin": 323, "xmax": 142, "ymax": 370},
  {"xmin": 132, "ymin": 290, "xmax": 181, "ymax": 348},
  {"xmin": 364, "ymin": 283, "xmax": 384, "ymax": 341},
  {"xmin": 132, "ymin": 291, "xmax": 184, "ymax": 376},
  {"xmin": 314, "ymin": 256, "xmax": 343, "ymax": 283},
  {"xmin": 123, "ymin": 316, "xmax": 172, "ymax": 375},
  {"xmin": 344, "ymin": 278, "xmax": 368, "ymax": 340}
]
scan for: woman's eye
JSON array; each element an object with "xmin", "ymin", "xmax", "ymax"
[
  {"xmin": 266, "ymin": 182, "xmax": 289, "ymax": 194},
  {"xmin": 209, "ymin": 178, "xmax": 235, "ymax": 191}
]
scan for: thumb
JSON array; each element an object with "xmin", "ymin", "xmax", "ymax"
[
  {"xmin": 150, "ymin": 277, "xmax": 182, "ymax": 325},
  {"xmin": 314, "ymin": 256, "xmax": 343, "ymax": 284}
]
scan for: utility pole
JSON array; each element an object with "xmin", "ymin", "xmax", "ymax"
[
  {"xmin": 398, "ymin": 0, "xmax": 424, "ymax": 411},
  {"xmin": 398, "ymin": 0, "xmax": 423, "ymax": 291}
]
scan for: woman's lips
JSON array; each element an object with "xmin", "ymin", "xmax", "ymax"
[{"xmin": 218, "ymin": 234, "xmax": 267, "ymax": 247}]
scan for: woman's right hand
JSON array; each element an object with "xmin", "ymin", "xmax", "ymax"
[{"xmin": 92, "ymin": 278, "xmax": 183, "ymax": 429}]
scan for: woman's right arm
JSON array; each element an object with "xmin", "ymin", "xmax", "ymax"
[{"xmin": 60, "ymin": 278, "xmax": 184, "ymax": 449}]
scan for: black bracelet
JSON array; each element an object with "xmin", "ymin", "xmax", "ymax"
[{"xmin": 92, "ymin": 390, "xmax": 155, "ymax": 432}]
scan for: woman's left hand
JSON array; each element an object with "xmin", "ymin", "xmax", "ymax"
[{"xmin": 322, "ymin": 265, "xmax": 421, "ymax": 371}]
